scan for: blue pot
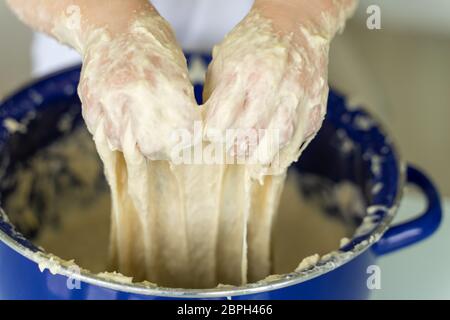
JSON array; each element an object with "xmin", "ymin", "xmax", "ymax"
[{"xmin": 0, "ymin": 54, "xmax": 442, "ymax": 300}]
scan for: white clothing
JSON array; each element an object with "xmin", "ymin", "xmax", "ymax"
[{"xmin": 31, "ymin": 0, "xmax": 253, "ymax": 77}]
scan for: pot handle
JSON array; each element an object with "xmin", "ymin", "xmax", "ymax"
[{"xmin": 372, "ymin": 165, "xmax": 442, "ymax": 256}]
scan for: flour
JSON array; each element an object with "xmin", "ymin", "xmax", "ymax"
[
  {"xmin": 3, "ymin": 111, "xmax": 36, "ymax": 134},
  {"xmin": 3, "ymin": 118, "xmax": 27, "ymax": 134}
]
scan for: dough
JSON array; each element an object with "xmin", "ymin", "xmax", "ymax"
[
  {"xmin": 4, "ymin": 126, "xmax": 356, "ymax": 288},
  {"xmin": 80, "ymin": 13, "xmax": 328, "ymax": 289},
  {"xmin": 94, "ymin": 123, "xmax": 286, "ymax": 288}
]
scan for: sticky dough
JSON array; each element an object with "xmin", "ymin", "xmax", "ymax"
[
  {"xmin": 84, "ymin": 13, "xmax": 327, "ymax": 288},
  {"xmin": 94, "ymin": 123, "xmax": 286, "ymax": 288}
]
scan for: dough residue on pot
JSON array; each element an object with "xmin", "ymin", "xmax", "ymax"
[{"xmin": 4, "ymin": 124, "xmax": 360, "ymax": 289}]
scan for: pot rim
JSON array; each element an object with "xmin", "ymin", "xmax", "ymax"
[
  {"xmin": 0, "ymin": 166, "xmax": 404, "ymax": 298},
  {"xmin": 0, "ymin": 65, "xmax": 406, "ymax": 298}
]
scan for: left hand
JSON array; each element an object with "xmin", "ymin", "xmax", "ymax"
[{"xmin": 202, "ymin": 3, "xmax": 338, "ymax": 177}]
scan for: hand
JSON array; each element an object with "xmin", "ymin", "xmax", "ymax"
[
  {"xmin": 202, "ymin": 2, "xmax": 350, "ymax": 177},
  {"xmin": 79, "ymin": 13, "xmax": 201, "ymax": 160}
]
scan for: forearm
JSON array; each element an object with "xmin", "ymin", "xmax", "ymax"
[
  {"xmin": 6, "ymin": 0, "xmax": 156, "ymax": 52},
  {"xmin": 253, "ymin": 0, "xmax": 358, "ymax": 39}
]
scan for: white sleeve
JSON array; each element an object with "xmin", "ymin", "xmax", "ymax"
[
  {"xmin": 31, "ymin": 32, "xmax": 81, "ymax": 78},
  {"xmin": 152, "ymin": 0, "xmax": 253, "ymax": 51}
]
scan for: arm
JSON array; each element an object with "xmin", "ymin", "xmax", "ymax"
[
  {"xmin": 6, "ymin": 0, "xmax": 200, "ymax": 160},
  {"xmin": 6, "ymin": 0, "xmax": 156, "ymax": 52},
  {"xmin": 254, "ymin": 0, "xmax": 358, "ymax": 39}
]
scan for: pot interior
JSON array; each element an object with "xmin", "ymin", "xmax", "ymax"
[{"xmin": 0, "ymin": 61, "xmax": 401, "ymax": 289}]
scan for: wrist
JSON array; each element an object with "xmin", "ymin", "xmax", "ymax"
[
  {"xmin": 253, "ymin": 0, "xmax": 357, "ymax": 40},
  {"xmin": 53, "ymin": 0, "xmax": 157, "ymax": 54},
  {"xmin": 252, "ymin": 0, "xmax": 308, "ymax": 34}
]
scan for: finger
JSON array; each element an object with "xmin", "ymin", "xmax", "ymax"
[{"xmin": 203, "ymin": 73, "xmax": 246, "ymax": 143}]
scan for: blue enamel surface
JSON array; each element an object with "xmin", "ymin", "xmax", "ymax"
[
  {"xmin": 372, "ymin": 165, "xmax": 442, "ymax": 256},
  {"xmin": 0, "ymin": 55, "xmax": 442, "ymax": 299}
]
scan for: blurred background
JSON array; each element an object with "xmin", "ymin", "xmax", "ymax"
[
  {"xmin": 329, "ymin": 0, "xmax": 450, "ymax": 198},
  {"xmin": 0, "ymin": 0, "xmax": 449, "ymax": 197}
]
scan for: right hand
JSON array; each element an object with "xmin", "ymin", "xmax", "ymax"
[{"xmin": 78, "ymin": 12, "xmax": 201, "ymax": 160}]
